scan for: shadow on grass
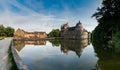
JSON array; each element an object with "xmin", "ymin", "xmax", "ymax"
[{"xmin": 8, "ymin": 41, "xmax": 18, "ymax": 70}]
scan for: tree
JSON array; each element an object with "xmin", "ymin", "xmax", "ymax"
[
  {"xmin": 5, "ymin": 27, "xmax": 15, "ymax": 37},
  {"xmin": 0, "ymin": 25, "xmax": 14, "ymax": 37},
  {"xmin": 92, "ymin": 0, "xmax": 120, "ymax": 42},
  {"xmin": 93, "ymin": 0, "xmax": 120, "ymax": 20},
  {"xmin": 0, "ymin": 25, "xmax": 5, "ymax": 36},
  {"xmin": 48, "ymin": 29, "xmax": 60, "ymax": 37}
]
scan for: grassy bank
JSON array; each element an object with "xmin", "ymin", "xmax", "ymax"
[
  {"xmin": 0, "ymin": 37, "xmax": 5, "ymax": 40},
  {"xmin": 8, "ymin": 41, "xmax": 18, "ymax": 70},
  {"xmin": 0, "ymin": 37, "xmax": 13, "ymax": 40}
]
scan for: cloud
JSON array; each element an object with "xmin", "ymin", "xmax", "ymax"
[
  {"xmin": 0, "ymin": 0, "xmax": 68, "ymax": 33},
  {"xmin": 0, "ymin": 11, "xmax": 67, "ymax": 33},
  {"xmin": 0, "ymin": 0, "xmax": 102, "ymax": 33}
]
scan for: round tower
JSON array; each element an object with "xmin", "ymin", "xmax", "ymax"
[
  {"xmin": 61, "ymin": 23, "xmax": 70, "ymax": 37},
  {"xmin": 76, "ymin": 21, "xmax": 83, "ymax": 31},
  {"xmin": 61, "ymin": 23, "xmax": 69, "ymax": 30},
  {"xmin": 63, "ymin": 23, "xmax": 69, "ymax": 29},
  {"xmin": 76, "ymin": 21, "xmax": 82, "ymax": 28}
]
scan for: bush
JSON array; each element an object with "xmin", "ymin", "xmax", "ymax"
[
  {"xmin": 48, "ymin": 29, "xmax": 60, "ymax": 37},
  {"xmin": 0, "ymin": 25, "xmax": 15, "ymax": 37}
]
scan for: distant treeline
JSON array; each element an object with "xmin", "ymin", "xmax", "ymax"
[{"xmin": 0, "ymin": 25, "xmax": 15, "ymax": 37}]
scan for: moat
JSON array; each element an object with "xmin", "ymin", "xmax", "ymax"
[{"xmin": 13, "ymin": 39, "xmax": 120, "ymax": 70}]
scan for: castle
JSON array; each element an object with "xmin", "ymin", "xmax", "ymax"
[
  {"xmin": 61, "ymin": 21, "xmax": 90, "ymax": 39},
  {"xmin": 14, "ymin": 28, "xmax": 47, "ymax": 40}
]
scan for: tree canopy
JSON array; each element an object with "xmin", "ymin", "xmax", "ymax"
[
  {"xmin": 91, "ymin": 0, "xmax": 120, "ymax": 54},
  {"xmin": 0, "ymin": 25, "xmax": 15, "ymax": 37},
  {"xmin": 92, "ymin": 0, "xmax": 120, "ymax": 43},
  {"xmin": 48, "ymin": 29, "xmax": 60, "ymax": 37},
  {"xmin": 93, "ymin": 0, "xmax": 120, "ymax": 20},
  {"xmin": 93, "ymin": 0, "xmax": 120, "ymax": 32}
]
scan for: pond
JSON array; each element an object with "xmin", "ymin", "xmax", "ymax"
[{"xmin": 13, "ymin": 39, "xmax": 120, "ymax": 70}]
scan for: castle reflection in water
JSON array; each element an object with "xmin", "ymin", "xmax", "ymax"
[
  {"xmin": 60, "ymin": 39, "xmax": 90, "ymax": 57},
  {"xmin": 14, "ymin": 40, "xmax": 46, "ymax": 51},
  {"xmin": 14, "ymin": 39, "xmax": 90, "ymax": 57}
]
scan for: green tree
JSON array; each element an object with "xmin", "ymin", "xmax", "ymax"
[
  {"xmin": 0, "ymin": 25, "xmax": 6, "ymax": 36},
  {"xmin": 0, "ymin": 25, "xmax": 14, "ymax": 37},
  {"xmin": 48, "ymin": 29, "xmax": 60, "ymax": 37},
  {"xmin": 93, "ymin": 0, "xmax": 120, "ymax": 20},
  {"xmin": 92, "ymin": 0, "xmax": 120, "ymax": 43},
  {"xmin": 49, "ymin": 40, "xmax": 61, "ymax": 47},
  {"xmin": 5, "ymin": 27, "xmax": 15, "ymax": 37}
]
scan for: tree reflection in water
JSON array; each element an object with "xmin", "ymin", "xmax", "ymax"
[
  {"xmin": 14, "ymin": 39, "xmax": 90, "ymax": 58},
  {"xmin": 13, "ymin": 38, "xmax": 120, "ymax": 70},
  {"xmin": 92, "ymin": 41, "xmax": 120, "ymax": 70}
]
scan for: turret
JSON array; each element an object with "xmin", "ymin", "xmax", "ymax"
[
  {"xmin": 61, "ymin": 23, "xmax": 69, "ymax": 30},
  {"xmin": 76, "ymin": 21, "xmax": 83, "ymax": 31},
  {"xmin": 76, "ymin": 21, "xmax": 82, "ymax": 27}
]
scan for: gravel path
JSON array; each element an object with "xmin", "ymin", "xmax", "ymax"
[{"xmin": 0, "ymin": 38, "xmax": 12, "ymax": 70}]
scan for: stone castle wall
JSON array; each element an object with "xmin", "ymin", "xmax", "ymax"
[{"xmin": 61, "ymin": 21, "xmax": 90, "ymax": 39}]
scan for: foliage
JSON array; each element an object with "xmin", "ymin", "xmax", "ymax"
[
  {"xmin": 0, "ymin": 25, "xmax": 5, "ymax": 36},
  {"xmin": 112, "ymin": 32, "xmax": 120, "ymax": 53},
  {"xmin": 8, "ymin": 41, "xmax": 18, "ymax": 70},
  {"xmin": 0, "ymin": 25, "xmax": 15, "ymax": 37},
  {"xmin": 93, "ymin": 0, "xmax": 120, "ymax": 20},
  {"xmin": 5, "ymin": 27, "xmax": 15, "ymax": 37},
  {"xmin": 92, "ymin": 0, "xmax": 120, "ymax": 44},
  {"xmin": 49, "ymin": 40, "xmax": 61, "ymax": 47},
  {"xmin": 48, "ymin": 29, "xmax": 60, "ymax": 37}
]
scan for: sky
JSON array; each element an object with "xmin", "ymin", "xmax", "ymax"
[{"xmin": 0, "ymin": 0, "xmax": 102, "ymax": 33}]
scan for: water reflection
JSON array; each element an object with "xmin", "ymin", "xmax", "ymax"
[
  {"xmin": 14, "ymin": 39, "xmax": 97, "ymax": 70},
  {"xmin": 14, "ymin": 40, "xmax": 46, "ymax": 51},
  {"xmin": 60, "ymin": 39, "xmax": 90, "ymax": 57},
  {"xmin": 14, "ymin": 39, "xmax": 90, "ymax": 56},
  {"xmin": 49, "ymin": 40, "xmax": 61, "ymax": 47},
  {"xmin": 13, "ymin": 38, "xmax": 120, "ymax": 70},
  {"xmin": 14, "ymin": 40, "xmax": 25, "ymax": 51},
  {"xmin": 92, "ymin": 41, "xmax": 120, "ymax": 70}
]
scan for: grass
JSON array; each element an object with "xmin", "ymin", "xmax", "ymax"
[
  {"xmin": 8, "ymin": 41, "xmax": 18, "ymax": 70},
  {"xmin": 0, "ymin": 37, "xmax": 13, "ymax": 40},
  {"xmin": 0, "ymin": 37, "xmax": 4, "ymax": 40}
]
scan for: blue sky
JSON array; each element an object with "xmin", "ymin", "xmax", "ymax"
[{"xmin": 0, "ymin": 0, "xmax": 102, "ymax": 33}]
